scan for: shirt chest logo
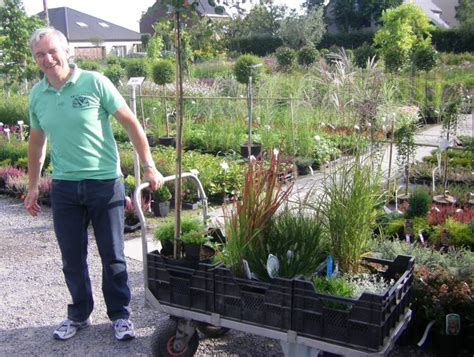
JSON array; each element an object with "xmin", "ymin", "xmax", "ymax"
[{"xmin": 71, "ymin": 95, "xmax": 90, "ymax": 108}]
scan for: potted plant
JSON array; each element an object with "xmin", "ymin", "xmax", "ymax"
[
  {"xmin": 393, "ymin": 106, "xmax": 419, "ymax": 199},
  {"xmin": 319, "ymin": 155, "xmax": 384, "ymax": 274},
  {"xmin": 151, "ymin": 60, "xmax": 176, "ymax": 147},
  {"xmin": 151, "ymin": 185, "xmax": 172, "ymax": 217},
  {"xmin": 153, "ymin": 217, "xmax": 209, "ymax": 260},
  {"xmin": 220, "ymin": 149, "xmax": 293, "ymax": 277},
  {"xmin": 234, "ymin": 54, "xmax": 264, "ymax": 158}
]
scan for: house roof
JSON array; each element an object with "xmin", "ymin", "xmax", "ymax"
[
  {"xmin": 37, "ymin": 7, "xmax": 141, "ymax": 42},
  {"xmin": 409, "ymin": 0, "xmax": 450, "ymax": 28}
]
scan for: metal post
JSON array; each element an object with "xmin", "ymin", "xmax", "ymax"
[
  {"xmin": 174, "ymin": 9, "xmax": 184, "ymax": 259},
  {"xmin": 129, "ymin": 85, "xmax": 141, "ymax": 187}
]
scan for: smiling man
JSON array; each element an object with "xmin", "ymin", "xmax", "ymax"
[{"xmin": 24, "ymin": 27, "xmax": 163, "ymax": 341}]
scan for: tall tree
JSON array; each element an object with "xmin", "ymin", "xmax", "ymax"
[
  {"xmin": 374, "ymin": 3, "xmax": 434, "ymax": 73},
  {"xmin": 279, "ymin": 7, "xmax": 326, "ymax": 49},
  {"xmin": 330, "ymin": 0, "xmax": 402, "ymax": 32},
  {"xmin": 456, "ymin": 0, "xmax": 474, "ymax": 31},
  {"xmin": 0, "ymin": 0, "xmax": 44, "ymax": 88}
]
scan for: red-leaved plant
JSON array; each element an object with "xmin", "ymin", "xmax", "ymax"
[
  {"xmin": 221, "ymin": 149, "xmax": 294, "ymax": 277},
  {"xmin": 428, "ymin": 205, "xmax": 474, "ymax": 225}
]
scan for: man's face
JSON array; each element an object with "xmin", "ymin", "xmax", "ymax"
[{"xmin": 32, "ymin": 34, "xmax": 70, "ymax": 80}]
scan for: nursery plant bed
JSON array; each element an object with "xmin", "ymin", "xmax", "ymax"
[{"xmin": 147, "ymin": 251, "xmax": 415, "ymax": 353}]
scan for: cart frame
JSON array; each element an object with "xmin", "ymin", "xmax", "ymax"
[{"xmin": 134, "ymin": 177, "xmax": 411, "ymax": 357}]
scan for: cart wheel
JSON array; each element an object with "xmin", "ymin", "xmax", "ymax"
[
  {"xmin": 151, "ymin": 318, "xmax": 199, "ymax": 357},
  {"xmin": 196, "ymin": 322, "xmax": 230, "ymax": 338}
]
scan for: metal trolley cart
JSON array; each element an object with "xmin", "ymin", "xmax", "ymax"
[{"xmin": 133, "ymin": 175, "xmax": 413, "ymax": 357}]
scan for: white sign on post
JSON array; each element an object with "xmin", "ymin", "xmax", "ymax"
[{"xmin": 127, "ymin": 77, "xmax": 145, "ymax": 87}]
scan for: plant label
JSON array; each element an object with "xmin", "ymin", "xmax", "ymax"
[{"xmin": 446, "ymin": 313, "xmax": 460, "ymax": 335}]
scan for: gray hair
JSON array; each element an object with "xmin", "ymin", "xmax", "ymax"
[{"xmin": 29, "ymin": 27, "xmax": 69, "ymax": 57}]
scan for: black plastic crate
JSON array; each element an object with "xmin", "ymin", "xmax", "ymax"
[
  {"xmin": 147, "ymin": 250, "xmax": 216, "ymax": 313},
  {"xmin": 214, "ymin": 266, "xmax": 293, "ymax": 331},
  {"xmin": 292, "ymin": 255, "xmax": 415, "ymax": 352}
]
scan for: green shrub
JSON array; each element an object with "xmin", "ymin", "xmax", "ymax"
[
  {"xmin": 0, "ymin": 95, "xmax": 29, "ymax": 125},
  {"xmin": 154, "ymin": 217, "xmax": 204, "ymax": 243},
  {"xmin": 152, "ymin": 185, "xmax": 172, "ymax": 202},
  {"xmin": 227, "ymin": 34, "xmax": 283, "ymax": 57},
  {"xmin": 275, "ymin": 46, "xmax": 296, "ymax": 68},
  {"xmin": 76, "ymin": 59, "xmax": 102, "ymax": 71},
  {"xmin": 191, "ymin": 60, "xmax": 233, "ymax": 79},
  {"xmin": 103, "ymin": 64, "xmax": 125, "ymax": 86},
  {"xmin": 151, "ymin": 60, "xmax": 175, "ymax": 86},
  {"xmin": 318, "ymin": 31, "xmax": 375, "ymax": 50},
  {"xmin": 106, "ymin": 56, "xmax": 121, "ymax": 65},
  {"xmin": 433, "ymin": 218, "xmax": 474, "ymax": 249},
  {"xmin": 354, "ymin": 42, "xmax": 377, "ymax": 68},
  {"xmin": 233, "ymin": 54, "xmax": 262, "ymax": 85},
  {"xmin": 405, "ymin": 188, "xmax": 431, "ymax": 219},
  {"xmin": 124, "ymin": 58, "xmax": 150, "ymax": 79},
  {"xmin": 297, "ymin": 45, "xmax": 319, "ymax": 67},
  {"xmin": 432, "ymin": 28, "xmax": 474, "ymax": 53}
]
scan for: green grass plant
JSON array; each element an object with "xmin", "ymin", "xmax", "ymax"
[
  {"xmin": 248, "ymin": 206, "xmax": 327, "ymax": 281},
  {"xmin": 319, "ymin": 157, "xmax": 384, "ymax": 273}
]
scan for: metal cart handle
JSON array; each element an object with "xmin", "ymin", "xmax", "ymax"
[{"xmin": 133, "ymin": 172, "xmax": 208, "ymax": 286}]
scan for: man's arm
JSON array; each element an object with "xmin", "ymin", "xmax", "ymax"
[
  {"xmin": 25, "ymin": 128, "xmax": 47, "ymax": 216},
  {"xmin": 113, "ymin": 105, "xmax": 164, "ymax": 191}
]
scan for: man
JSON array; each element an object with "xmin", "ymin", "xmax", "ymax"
[{"xmin": 24, "ymin": 27, "xmax": 163, "ymax": 341}]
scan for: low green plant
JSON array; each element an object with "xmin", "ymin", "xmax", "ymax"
[
  {"xmin": 103, "ymin": 64, "xmax": 124, "ymax": 86},
  {"xmin": 432, "ymin": 217, "xmax": 474, "ymax": 249},
  {"xmin": 313, "ymin": 275, "xmax": 355, "ymax": 298},
  {"xmin": 152, "ymin": 185, "xmax": 171, "ymax": 202},
  {"xmin": 297, "ymin": 45, "xmax": 319, "ymax": 67},
  {"xmin": 154, "ymin": 217, "xmax": 205, "ymax": 244},
  {"xmin": 233, "ymin": 54, "xmax": 262, "ymax": 85},
  {"xmin": 76, "ymin": 59, "xmax": 102, "ymax": 71},
  {"xmin": 405, "ymin": 188, "xmax": 431, "ymax": 219},
  {"xmin": 0, "ymin": 95, "xmax": 29, "ymax": 125},
  {"xmin": 369, "ymin": 237, "xmax": 474, "ymax": 275},
  {"xmin": 275, "ymin": 47, "xmax": 296, "ymax": 69},
  {"xmin": 248, "ymin": 206, "xmax": 327, "ymax": 281}
]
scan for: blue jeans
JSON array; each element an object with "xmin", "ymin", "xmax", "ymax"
[{"xmin": 50, "ymin": 178, "xmax": 131, "ymax": 322}]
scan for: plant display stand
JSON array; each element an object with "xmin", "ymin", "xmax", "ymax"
[{"xmin": 135, "ymin": 177, "xmax": 413, "ymax": 357}]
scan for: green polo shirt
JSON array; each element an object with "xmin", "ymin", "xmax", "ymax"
[{"xmin": 29, "ymin": 65, "xmax": 126, "ymax": 180}]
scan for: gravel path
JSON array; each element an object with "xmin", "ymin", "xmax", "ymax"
[{"xmin": 0, "ymin": 196, "xmax": 283, "ymax": 356}]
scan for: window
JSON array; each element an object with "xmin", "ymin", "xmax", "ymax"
[
  {"xmin": 112, "ymin": 46, "xmax": 126, "ymax": 57},
  {"xmin": 76, "ymin": 22, "xmax": 88, "ymax": 27},
  {"xmin": 98, "ymin": 22, "xmax": 110, "ymax": 28}
]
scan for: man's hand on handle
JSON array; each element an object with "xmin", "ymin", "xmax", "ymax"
[{"xmin": 143, "ymin": 166, "xmax": 164, "ymax": 191}]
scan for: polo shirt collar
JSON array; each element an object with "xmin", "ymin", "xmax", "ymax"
[{"xmin": 40, "ymin": 64, "xmax": 82, "ymax": 92}]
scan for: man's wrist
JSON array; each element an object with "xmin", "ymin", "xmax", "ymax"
[{"xmin": 142, "ymin": 160, "xmax": 156, "ymax": 170}]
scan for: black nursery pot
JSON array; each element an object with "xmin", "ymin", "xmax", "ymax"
[
  {"xmin": 240, "ymin": 143, "xmax": 262, "ymax": 158},
  {"xmin": 152, "ymin": 200, "xmax": 170, "ymax": 217},
  {"xmin": 158, "ymin": 136, "xmax": 176, "ymax": 147},
  {"xmin": 184, "ymin": 243, "xmax": 201, "ymax": 261}
]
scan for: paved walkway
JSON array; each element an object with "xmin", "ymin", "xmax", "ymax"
[{"xmin": 124, "ymin": 115, "xmax": 473, "ymax": 261}]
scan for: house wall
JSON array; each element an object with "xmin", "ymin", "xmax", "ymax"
[{"xmin": 69, "ymin": 41, "xmax": 141, "ymax": 58}]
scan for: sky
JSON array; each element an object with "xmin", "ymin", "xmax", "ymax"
[{"xmin": 22, "ymin": 0, "xmax": 305, "ymax": 33}]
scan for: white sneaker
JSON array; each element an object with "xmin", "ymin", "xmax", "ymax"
[
  {"xmin": 113, "ymin": 319, "xmax": 135, "ymax": 341},
  {"xmin": 53, "ymin": 318, "xmax": 91, "ymax": 340}
]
